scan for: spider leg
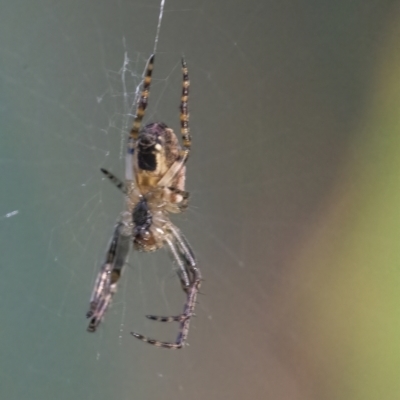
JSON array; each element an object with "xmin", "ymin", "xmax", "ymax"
[
  {"xmin": 143, "ymin": 235, "xmax": 191, "ymax": 323},
  {"xmin": 86, "ymin": 220, "xmax": 130, "ymax": 332},
  {"xmin": 129, "ymin": 54, "xmax": 155, "ymax": 147},
  {"xmin": 131, "ymin": 226, "xmax": 201, "ymax": 349},
  {"xmin": 146, "ymin": 314, "xmax": 185, "ymax": 323},
  {"xmin": 155, "ymin": 57, "xmax": 191, "ymax": 189},
  {"xmin": 179, "ymin": 57, "xmax": 191, "ymax": 161},
  {"xmin": 100, "ymin": 168, "xmax": 127, "ymax": 194},
  {"xmin": 156, "ymin": 158, "xmax": 186, "ymax": 188},
  {"xmin": 170, "ymin": 225, "xmax": 196, "ymax": 272}
]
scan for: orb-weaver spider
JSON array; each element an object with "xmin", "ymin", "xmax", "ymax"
[{"xmin": 86, "ymin": 54, "xmax": 201, "ymax": 349}]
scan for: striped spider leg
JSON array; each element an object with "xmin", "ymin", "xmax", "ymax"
[
  {"xmin": 86, "ymin": 54, "xmax": 201, "ymax": 349},
  {"xmin": 86, "ymin": 217, "xmax": 130, "ymax": 332}
]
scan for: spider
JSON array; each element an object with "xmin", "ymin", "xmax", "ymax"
[{"xmin": 86, "ymin": 54, "xmax": 201, "ymax": 349}]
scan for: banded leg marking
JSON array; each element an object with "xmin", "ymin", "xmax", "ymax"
[
  {"xmin": 129, "ymin": 54, "xmax": 155, "ymax": 143},
  {"xmin": 179, "ymin": 57, "xmax": 191, "ymax": 160}
]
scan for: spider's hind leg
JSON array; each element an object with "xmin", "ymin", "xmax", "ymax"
[
  {"xmin": 86, "ymin": 220, "xmax": 130, "ymax": 332},
  {"xmin": 146, "ymin": 314, "xmax": 186, "ymax": 323},
  {"xmin": 131, "ymin": 226, "xmax": 201, "ymax": 349},
  {"xmin": 141, "ymin": 234, "xmax": 192, "ymax": 324}
]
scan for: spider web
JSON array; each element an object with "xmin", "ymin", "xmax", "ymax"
[
  {"xmin": 0, "ymin": 1, "xmax": 399, "ymax": 400},
  {"xmin": 0, "ymin": 1, "xmax": 219, "ymax": 399}
]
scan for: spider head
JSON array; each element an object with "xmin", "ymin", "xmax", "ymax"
[{"xmin": 132, "ymin": 197, "xmax": 157, "ymax": 251}]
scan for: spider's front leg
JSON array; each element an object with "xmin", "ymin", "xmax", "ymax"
[{"xmin": 86, "ymin": 216, "xmax": 131, "ymax": 332}]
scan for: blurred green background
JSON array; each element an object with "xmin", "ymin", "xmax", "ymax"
[{"xmin": 0, "ymin": 0, "xmax": 399, "ymax": 399}]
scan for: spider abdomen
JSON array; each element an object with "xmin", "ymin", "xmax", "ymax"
[{"xmin": 134, "ymin": 123, "xmax": 183, "ymax": 193}]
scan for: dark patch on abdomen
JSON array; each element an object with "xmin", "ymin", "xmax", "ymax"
[{"xmin": 138, "ymin": 145, "xmax": 156, "ymax": 171}]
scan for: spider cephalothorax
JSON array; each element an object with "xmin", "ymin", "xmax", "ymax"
[{"xmin": 87, "ymin": 54, "xmax": 201, "ymax": 349}]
